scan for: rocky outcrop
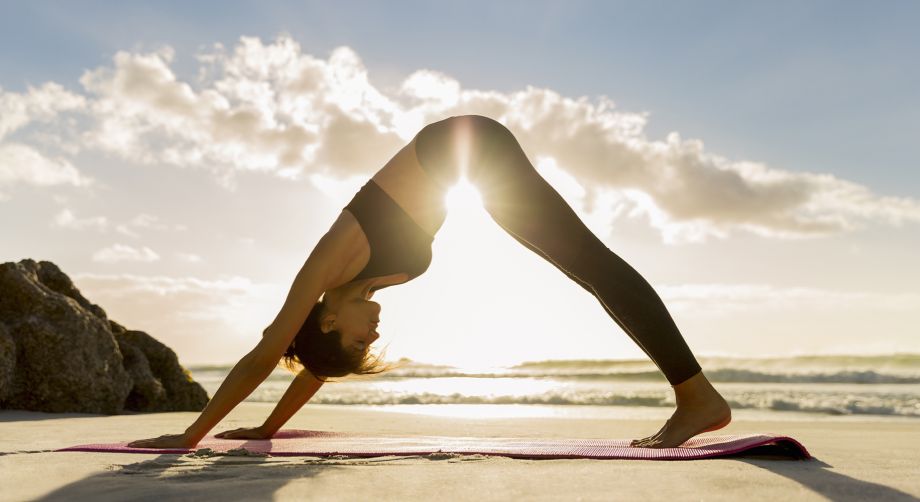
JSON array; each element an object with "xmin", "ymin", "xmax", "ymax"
[
  {"xmin": 0, "ymin": 259, "xmax": 209, "ymax": 414},
  {"xmin": 111, "ymin": 320, "xmax": 209, "ymax": 412}
]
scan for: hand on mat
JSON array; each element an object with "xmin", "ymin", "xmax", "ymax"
[
  {"xmin": 214, "ymin": 426, "xmax": 274, "ymax": 440},
  {"xmin": 127, "ymin": 432, "xmax": 196, "ymax": 449}
]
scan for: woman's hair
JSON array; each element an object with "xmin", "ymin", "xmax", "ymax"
[{"xmin": 280, "ymin": 297, "xmax": 390, "ymax": 380}]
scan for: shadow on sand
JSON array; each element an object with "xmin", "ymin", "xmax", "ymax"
[
  {"xmin": 35, "ymin": 452, "xmax": 335, "ymax": 501},
  {"xmin": 724, "ymin": 449, "xmax": 918, "ymax": 501},
  {"xmin": 34, "ymin": 448, "xmax": 919, "ymax": 502}
]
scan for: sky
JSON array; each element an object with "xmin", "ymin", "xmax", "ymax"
[{"xmin": 1, "ymin": 1, "xmax": 918, "ymax": 367}]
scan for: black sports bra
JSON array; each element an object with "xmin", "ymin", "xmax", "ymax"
[{"xmin": 343, "ymin": 180, "xmax": 434, "ymax": 293}]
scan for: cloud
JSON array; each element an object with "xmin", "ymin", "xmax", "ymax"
[
  {"xmin": 127, "ymin": 213, "xmax": 188, "ymax": 231},
  {"xmin": 6, "ymin": 34, "xmax": 920, "ymax": 241},
  {"xmin": 175, "ymin": 252, "xmax": 202, "ymax": 263},
  {"xmin": 52, "ymin": 208, "xmax": 109, "ymax": 231},
  {"xmin": 71, "ymin": 272, "xmax": 286, "ymax": 363},
  {"xmin": 92, "ymin": 243, "xmax": 161, "ymax": 263},
  {"xmin": 50, "ymin": 209, "xmax": 187, "ymax": 239},
  {"xmin": 0, "ymin": 83, "xmax": 85, "ymax": 140},
  {"xmin": 113, "ymin": 213, "xmax": 187, "ymax": 237},
  {"xmin": 497, "ymin": 91, "xmax": 920, "ymax": 242},
  {"xmin": 114, "ymin": 225, "xmax": 141, "ymax": 238},
  {"xmin": 659, "ymin": 283, "xmax": 920, "ymax": 315},
  {"xmin": 399, "ymin": 69, "xmax": 461, "ymax": 109},
  {"xmin": 0, "ymin": 143, "xmax": 93, "ymax": 198},
  {"xmin": 656, "ymin": 282, "xmax": 920, "ymax": 357}
]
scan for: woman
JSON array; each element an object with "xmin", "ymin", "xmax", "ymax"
[{"xmin": 128, "ymin": 115, "xmax": 731, "ymax": 450}]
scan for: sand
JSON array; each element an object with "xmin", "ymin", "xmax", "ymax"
[{"xmin": 2, "ymin": 403, "xmax": 919, "ymax": 501}]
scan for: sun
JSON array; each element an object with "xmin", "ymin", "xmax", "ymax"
[{"xmin": 444, "ymin": 178, "xmax": 484, "ymax": 213}]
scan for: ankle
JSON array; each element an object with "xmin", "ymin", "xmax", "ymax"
[{"xmin": 672, "ymin": 371, "xmax": 720, "ymax": 405}]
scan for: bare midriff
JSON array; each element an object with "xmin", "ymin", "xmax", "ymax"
[{"xmin": 369, "ymin": 135, "xmax": 448, "ymax": 239}]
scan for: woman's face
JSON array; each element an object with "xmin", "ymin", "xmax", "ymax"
[{"xmin": 322, "ymin": 297, "xmax": 381, "ymax": 353}]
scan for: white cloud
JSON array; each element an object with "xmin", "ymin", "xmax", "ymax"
[
  {"xmin": 92, "ymin": 243, "xmax": 161, "ymax": 263},
  {"xmin": 659, "ymin": 283, "xmax": 920, "ymax": 315},
  {"xmin": 399, "ymin": 69, "xmax": 461, "ymax": 109},
  {"xmin": 127, "ymin": 212, "xmax": 188, "ymax": 231},
  {"xmin": 50, "ymin": 209, "xmax": 186, "ymax": 240},
  {"xmin": 655, "ymin": 282, "xmax": 920, "ymax": 358},
  {"xmin": 115, "ymin": 224, "xmax": 141, "ymax": 238},
  {"xmin": 0, "ymin": 83, "xmax": 86, "ymax": 140},
  {"xmin": 175, "ymin": 252, "xmax": 202, "ymax": 263},
  {"xmin": 496, "ymin": 92, "xmax": 920, "ymax": 243},
  {"xmin": 110, "ymin": 213, "xmax": 188, "ymax": 238},
  {"xmin": 5, "ymin": 34, "xmax": 919, "ymax": 241},
  {"xmin": 0, "ymin": 143, "xmax": 92, "ymax": 196},
  {"xmin": 71, "ymin": 272, "xmax": 286, "ymax": 363},
  {"xmin": 52, "ymin": 208, "xmax": 109, "ymax": 231}
]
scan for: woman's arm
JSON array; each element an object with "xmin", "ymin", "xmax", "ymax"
[
  {"xmin": 215, "ymin": 368, "xmax": 325, "ymax": 440},
  {"xmin": 262, "ymin": 369, "xmax": 325, "ymax": 434},
  {"xmin": 181, "ymin": 350, "xmax": 278, "ymax": 443},
  {"xmin": 128, "ymin": 220, "xmax": 357, "ymax": 449},
  {"xmin": 186, "ymin": 222, "xmax": 359, "ymax": 443},
  {"xmin": 127, "ymin": 348, "xmax": 280, "ymax": 448}
]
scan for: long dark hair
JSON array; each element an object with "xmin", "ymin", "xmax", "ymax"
[{"xmin": 280, "ymin": 298, "xmax": 389, "ymax": 380}]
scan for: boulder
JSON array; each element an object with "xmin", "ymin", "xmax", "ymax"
[
  {"xmin": 110, "ymin": 320, "xmax": 209, "ymax": 412},
  {"xmin": 0, "ymin": 259, "xmax": 209, "ymax": 414},
  {"xmin": 0, "ymin": 324, "xmax": 14, "ymax": 402}
]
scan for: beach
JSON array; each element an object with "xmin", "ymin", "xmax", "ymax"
[{"xmin": 2, "ymin": 403, "xmax": 919, "ymax": 501}]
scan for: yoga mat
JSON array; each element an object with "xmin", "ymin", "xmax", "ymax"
[{"xmin": 57, "ymin": 430, "xmax": 811, "ymax": 460}]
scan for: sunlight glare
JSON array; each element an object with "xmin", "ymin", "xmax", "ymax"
[
  {"xmin": 445, "ymin": 178, "xmax": 484, "ymax": 213},
  {"xmin": 453, "ymin": 117, "xmax": 472, "ymax": 179}
]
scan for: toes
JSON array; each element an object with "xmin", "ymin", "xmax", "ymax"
[
  {"xmin": 634, "ymin": 438, "xmax": 654, "ymax": 447},
  {"xmin": 630, "ymin": 419, "xmax": 675, "ymax": 447},
  {"xmin": 631, "ymin": 436, "xmax": 653, "ymax": 447},
  {"xmin": 630, "ymin": 433, "xmax": 664, "ymax": 447}
]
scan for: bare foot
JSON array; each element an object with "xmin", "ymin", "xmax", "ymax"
[{"xmin": 629, "ymin": 371, "xmax": 732, "ymax": 448}]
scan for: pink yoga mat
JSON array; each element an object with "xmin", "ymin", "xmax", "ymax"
[{"xmin": 56, "ymin": 430, "xmax": 811, "ymax": 460}]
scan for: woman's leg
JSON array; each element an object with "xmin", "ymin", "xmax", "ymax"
[
  {"xmin": 415, "ymin": 115, "xmax": 732, "ymax": 448},
  {"xmin": 416, "ymin": 114, "xmax": 700, "ymax": 386}
]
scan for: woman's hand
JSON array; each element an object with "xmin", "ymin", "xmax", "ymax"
[
  {"xmin": 214, "ymin": 425, "xmax": 274, "ymax": 440},
  {"xmin": 127, "ymin": 432, "xmax": 197, "ymax": 449}
]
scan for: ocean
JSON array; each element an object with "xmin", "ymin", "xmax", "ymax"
[{"xmin": 187, "ymin": 354, "xmax": 920, "ymax": 421}]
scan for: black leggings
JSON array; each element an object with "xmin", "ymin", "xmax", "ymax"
[{"xmin": 414, "ymin": 115, "xmax": 702, "ymax": 386}]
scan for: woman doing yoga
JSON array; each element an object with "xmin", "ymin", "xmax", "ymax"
[{"xmin": 128, "ymin": 115, "xmax": 731, "ymax": 450}]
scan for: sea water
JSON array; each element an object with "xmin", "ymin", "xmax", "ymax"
[{"xmin": 187, "ymin": 354, "xmax": 920, "ymax": 421}]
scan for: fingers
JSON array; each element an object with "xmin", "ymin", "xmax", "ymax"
[
  {"xmin": 215, "ymin": 427, "xmax": 262, "ymax": 439},
  {"xmin": 127, "ymin": 434, "xmax": 183, "ymax": 448}
]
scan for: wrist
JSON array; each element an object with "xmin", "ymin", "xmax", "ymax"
[
  {"xmin": 184, "ymin": 424, "xmax": 208, "ymax": 443},
  {"xmin": 181, "ymin": 430, "xmax": 202, "ymax": 447}
]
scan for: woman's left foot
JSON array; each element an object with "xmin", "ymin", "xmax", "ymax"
[
  {"xmin": 629, "ymin": 371, "xmax": 732, "ymax": 448},
  {"xmin": 629, "ymin": 398, "xmax": 732, "ymax": 448}
]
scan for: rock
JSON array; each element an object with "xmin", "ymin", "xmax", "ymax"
[
  {"xmin": 226, "ymin": 447, "xmax": 269, "ymax": 457},
  {"xmin": 111, "ymin": 320, "xmax": 209, "ymax": 412},
  {"xmin": 0, "ymin": 258, "xmax": 209, "ymax": 414},
  {"xmin": 0, "ymin": 259, "xmax": 131, "ymax": 413},
  {"xmin": 0, "ymin": 324, "xmax": 15, "ymax": 402}
]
